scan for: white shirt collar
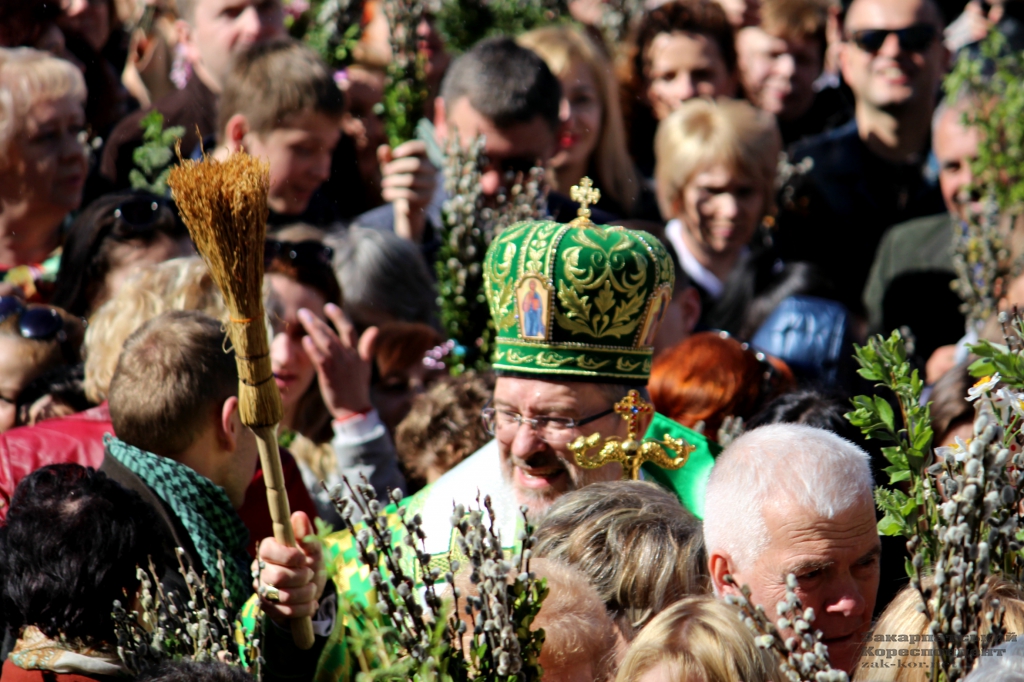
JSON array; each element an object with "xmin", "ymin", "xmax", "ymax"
[{"xmin": 666, "ymin": 219, "xmax": 724, "ymax": 299}]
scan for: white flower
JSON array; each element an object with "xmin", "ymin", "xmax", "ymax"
[
  {"xmin": 988, "ymin": 386, "xmax": 1024, "ymax": 423},
  {"xmin": 993, "ymin": 387, "xmax": 1014, "ymax": 408},
  {"xmin": 967, "ymin": 373, "xmax": 1001, "ymax": 401},
  {"xmin": 935, "ymin": 436, "xmax": 969, "ymax": 463},
  {"xmin": 1007, "ymin": 389, "xmax": 1024, "ymax": 418}
]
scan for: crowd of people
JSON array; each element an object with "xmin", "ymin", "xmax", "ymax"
[{"xmin": 0, "ymin": 0, "xmax": 1019, "ymax": 678}]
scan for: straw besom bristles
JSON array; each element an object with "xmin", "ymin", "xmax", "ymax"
[
  {"xmin": 167, "ymin": 149, "xmax": 282, "ymax": 429},
  {"xmin": 168, "ymin": 149, "xmax": 313, "ymax": 650}
]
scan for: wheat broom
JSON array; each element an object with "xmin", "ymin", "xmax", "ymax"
[{"xmin": 168, "ymin": 149, "xmax": 315, "ymax": 650}]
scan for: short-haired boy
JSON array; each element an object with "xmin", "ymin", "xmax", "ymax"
[
  {"xmin": 102, "ymin": 309, "xmax": 329, "ymax": 671},
  {"xmin": 216, "ymin": 38, "xmax": 345, "ymax": 218},
  {"xmin": 736, "ymin": 0, "xmax": 850, "ymax": 145}
]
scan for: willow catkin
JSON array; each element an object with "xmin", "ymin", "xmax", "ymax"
[{"xmin": 167, "ymin": 150, "xmax": 283, "ymax": 428}]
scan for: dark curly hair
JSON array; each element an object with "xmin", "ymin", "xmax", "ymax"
[
  {"xmin": 745, "ymin": 388, "xmax": 861, "ymax": 441},
  {"xmin": 394, "ymin": 372, "xmax": 493, "ymax": 490},
  {"xmin": 50, "ymin": 190, "xmax": 188, "ymax": 318},
  {"xmin": 136, "ymin": 660, "xmax": 255, "ymax": 682},
  {"xmin": 0, "ymin": 464, "xmax": 161, "ymax": 645},
  {"xmin": 633, "ymin": 0, "xmax": 737, "ymax": 83}
]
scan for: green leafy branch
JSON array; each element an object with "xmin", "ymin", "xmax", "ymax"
[
  {"xmin": 301, "ymin": 0, "xmax": 364, "ymax": 69},
  {"xmin": 129, "ymin": 111, "xmax": 185, "ymax": 195},
  {"xmin": 846, "ymin": 330, "xmax": 939, "ymax": 571},
  {"xmin": 381, "ymin": 0, "xmax": 430, "ymax": 147},
  {"xmin": 434, "ymin": 0, "xmax": 568, "ymax": 54},
  {"xmin": 969, "ymin": 311, "xmax": 1024, "ymax": 387},
  {"xmin": 849, "ymin": 316, "xmax": 1024, "ymax": 681},
  {"xmin": 946, "ymin": 31, "xmax": 1024, "ymax": 215}
]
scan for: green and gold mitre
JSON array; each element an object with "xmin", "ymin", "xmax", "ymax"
[{"xmin": 483, "ymin": 178, "xmax": 675, "ymax": 385}]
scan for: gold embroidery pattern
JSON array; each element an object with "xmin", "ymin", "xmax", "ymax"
[
  {"xmin": 616, "ymin": 358, "xmax": 641, "ymax": 372},
  {"xmin": 556, "ymin": 229, "xmax": 648, "ymax": 339},
  {"xmin": 536, "ymin": 351, "xmax": 577, "ymax": 368},
  {"xmin": 633, "ymin": 283, "xmax": 674, "ymax": 349},
  {"xmin": 507, "ymin": 348, "xmax": 537, "ymax": 364},
  {"xmin": 578, "ymin": 356, "xmax": 611, "ymax": 370},
  {"xmin": 524, "ymin": 222, "xmax": 560, "ymax": 276},
  {"xmin": 486, "ymin": 241, "xmax": 519, "ymax": 331},
  {"xmin": 635, "ymin": 231, "xmax": 675, "ymax": 289},
  {"xmin": 501, "ymin": 347, "xmax": 614, "ymax": 372}
]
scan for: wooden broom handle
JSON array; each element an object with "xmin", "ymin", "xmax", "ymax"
[{"xmin": 253, "ymin": 425, "xmax": 316, "ymax": 650}]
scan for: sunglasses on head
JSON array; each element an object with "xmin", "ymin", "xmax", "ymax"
[
  {"xmin": 264, "ymin": 240, "xmax": 334, "ymax": 271},
  {"xmin": 112, "ymin": 196, "xmax": 176, "ymax": 233},
  {"xmin": 0, "ymin": 297, "xmax": 65, "ymax": 341},
  {"xmin": 849, "ymin": 23, "xmax": 937, "ymax": 53}
]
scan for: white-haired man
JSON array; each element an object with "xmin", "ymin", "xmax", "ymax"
[{"xmin": 704, "ymin": 423, "xmax": 881, "ymax": 674}]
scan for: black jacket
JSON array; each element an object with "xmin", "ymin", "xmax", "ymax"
[{"xmin": 774, "ymin": 120, "xmax": 946, "ymax": 315}]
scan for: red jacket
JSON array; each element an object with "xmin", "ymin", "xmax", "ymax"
[
  {"xmin": 0, "ymin": 404, "xmax": 319, "ymax": 557},
  {"xmin": 0, "ymin": 660, "xmax": 115, "ymax": 682}
]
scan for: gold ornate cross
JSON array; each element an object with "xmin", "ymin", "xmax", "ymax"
[
  {"xmin": 570, "ymin": 177, "xmax": 601, "ymax": 225},
  {"xmin": 615, "ymin": 391, "xmax": 654, "ymax": 438},
  {"xmin": 570, "ymin": 390, "xmax": 695, "ymax": 481}
]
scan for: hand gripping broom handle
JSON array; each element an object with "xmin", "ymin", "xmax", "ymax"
[
  {"xmin": 252, "ymin": 427, "xmax": 316, "ymax": 650},
  {"xmin": 233, "ymin": 320, "xmax": 316, "ymax": 650}
]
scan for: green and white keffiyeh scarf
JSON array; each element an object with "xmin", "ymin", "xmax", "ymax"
[{"xmin": 105, "ymin": 435, "xmax": 251, "ymax": 608}]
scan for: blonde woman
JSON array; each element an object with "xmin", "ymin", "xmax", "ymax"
[
  {"xmin": 518, "ymin": 25, "xmax": 652, "ymax": 220},
  {"xmin": 654, "ymin": 97, "xmax": 782, "ymax": 332},
  {"xmin": 615, "ymin": 596, "xmax": 782, "ymax": 682},
  {"xmin": 534, "ymin": 480, "xmax": 709, "ymax": 645},
  {"xmin": 0, "ymin": 48, "xmax": 88, "ymax": 299},
  {"xmin": 853, "ymin": 577, "xmax": 1024, "ymax": 682},
  {"xmin": 83, "ymin": 257, "xmax": 226, "ymax": 404}
]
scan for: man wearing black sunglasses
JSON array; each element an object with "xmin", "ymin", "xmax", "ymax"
[
  {"xmin": 773, "ymin": 0, "xmax": 948, "ymax": 317},
  {"xmin": 840, "ymin": 0, "xmax": 946, "ymax": 130}
]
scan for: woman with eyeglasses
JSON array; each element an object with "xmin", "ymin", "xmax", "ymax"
[
  {"xmin": 0, "ymin": 297, "xmax": 84, "ymax": 433},
  {"xmin": 266, "ymin": 224, "xmax": 406, "ymax": 526},
  {"xmin": 0, "ymin": 48, "xmax": 89, "ymax": 302},
  {"xmin": 50, "ymin": 190, "xmax": 193, "ymax": 318}
]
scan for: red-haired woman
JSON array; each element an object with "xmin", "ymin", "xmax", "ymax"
[{"xmin": 649, "ymin": 331, "xmax": 794, "ymax": 441}]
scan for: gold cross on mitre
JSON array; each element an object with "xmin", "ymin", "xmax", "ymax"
[
  {"xmin": 569, "ymin": 176, "xmax": 601, "ymax": 226},
  {"xmin": 569, "ymin": 390, "xmax": 695, "ymax": 481}
]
